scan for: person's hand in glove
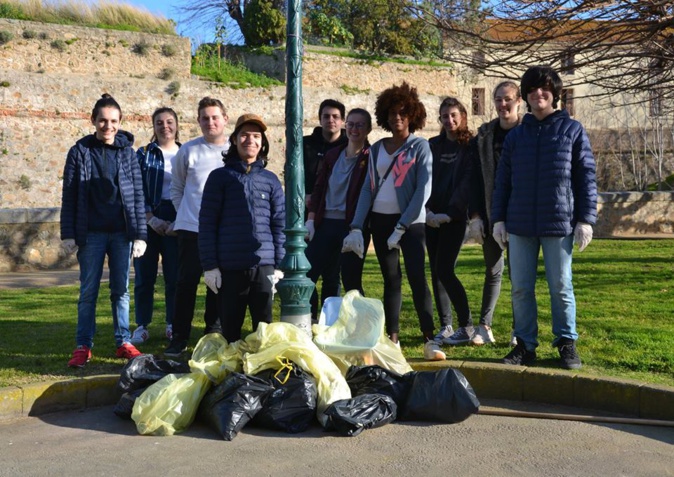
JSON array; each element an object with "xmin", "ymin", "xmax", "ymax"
[
  {"xmin": 435, "ymin": 214, "xmax": 451, "ymax": 225},
  {"xmin": 148, "ymin": 216, "xmax": 169, "ymax": 235},
  {"xmin": 493, "ymin": 221, "xmax": 508, "ymax": 250},
  {"xmin": 132, "ymin": 240, "xmax": 147, "ymax": 258},
  {"xmin": 61, "ymin": 238, "xmax": 78, "ymax": 255},
  {"xmin": 305, "ymin": 219, "xmax": 315, "ymax": 241},
  {"xmin": 574, "ymin": 222, "xmax": 593, "ymax": 252},
  {"xmin": 165, "ymin": 222, "xmax": 177, "ymax": 236},
  {"xmin": 387, "ymin": 226, "xmax": 405, "ymax": 250},
  {"xmin": 204, "ymin": 268, "xmax": 222, "ymax": 294},
  {"xmin": 468, "ymin": 218, "xmax": 485, "ymax": 244},
  {"xmin": 341, "ymin": 229, "xmax": 364, "ymax": 258},
  {"xmin": 426, "ymin": 211, "xmax": 441, "ymax": 228}
]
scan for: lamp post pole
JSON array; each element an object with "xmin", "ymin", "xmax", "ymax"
[{"xmin": 277, "ymin": 0, "xmax": 315, "ymax": 335}]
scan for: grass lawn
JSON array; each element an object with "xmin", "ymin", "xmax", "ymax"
[{"xmin": 0, "ymin": 239, "xmax": 673, "ymax": 388}]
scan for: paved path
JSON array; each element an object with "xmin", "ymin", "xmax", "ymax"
[{"xmin": 1, "ymin": 401, "xmax": 672, "ymax": 477}]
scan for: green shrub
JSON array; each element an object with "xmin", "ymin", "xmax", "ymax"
[
  {"xmin": 65, "ymin": 38, "xmax": 78, "ymax": 45},
  {"xmin": 18, "ymin": 175, "xmax": 31, "ymax": 190},
  {"xmin": 132, "ymin": 39, "xmax": 151, "ymax": 56},
  {"xmin": 161, "ymin": 43, "xmax": 176, "ymax": 57},
  {"xmin": 118, "ymin": 39, "xmax": 129, "ymax": 47},
  {"xmin": 38, "ymin": 32, "xmax": 49, "ymax": 40},
  {"xmin": 22, "ymin": 29, "xmax": 37, "ymax": 39},
  {"xmin": 157, "ymin": 67, "xmax": 175, "ymax": 80},
  {"xmin": 0, "ymin": 81, "xmax": 10, "ymax": 87},
  {"xmin": 0, "ymin": 30, "xmax": 14, "ymax": 45},
  {"xmin": 50, "ymin": 39, "xmax": 66, "ymax": 52}
]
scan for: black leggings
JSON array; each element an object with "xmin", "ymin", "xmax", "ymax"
[
  {"xmin": 426, "ymin": 220, "xmax": 472, "ymax": 328},
  {"xmin": 370, "ymin": 212, "xmax": 434, "ymax": 335}
]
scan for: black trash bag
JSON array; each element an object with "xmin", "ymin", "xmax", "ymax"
[
  {"xmin": 113, "ymin": 387, "xmax": 147, "ymax": 420},
  {"xmin": 251, "ymin": 366, "xmax": 318, "ymax": 433},
  {"xmin": 324, "ymin": 393, "xmax": 397, "ymax": 437},
  {"xmin": 197, "ymin": 372, "xmax": 274, "ymax": 441},
  {"xmin": 117, "ymin": 354, "xmax": 190, "ymax": 393},
  {"xmin": 400, "ymin": 369, "xmax": 480, "ymax": 423},
  {"xmin": 345, "ymin": 365, "xmax": 413, "ymax": 409}
]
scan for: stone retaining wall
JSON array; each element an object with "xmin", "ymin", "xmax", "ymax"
[{"xmin": 0, "ymin": 192, "xmax": 672, "ymax": 271}]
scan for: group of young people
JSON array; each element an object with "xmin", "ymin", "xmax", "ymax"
[
  {"xmin": 61, "ymin": 64, "xmax": 596, "ymax": 372},
  {"xmin": 61, "ymin": 95, "xmax": 284, "ymax": 367}
]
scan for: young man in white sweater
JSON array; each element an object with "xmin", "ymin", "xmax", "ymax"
[{"xmin": 165, "ymin": 96, "xmax": 229, "ymax": 356}]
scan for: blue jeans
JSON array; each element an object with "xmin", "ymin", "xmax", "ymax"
[
  {"xmin": 133, "ymin": 201, "xmax": 178, "ymax": 327},
  {"xmin": 76, "ymin": 232, "xmax": 132, "ymax": 348},
  {"xmin": 509, "ymin": 233, "xmax": 577, "ymax": 351}
]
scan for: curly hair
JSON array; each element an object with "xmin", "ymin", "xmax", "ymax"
[
  {"xmin": 374, "ymin": 82, "xmax": 426, "ymax": 133},
  {"xmin": 438, "ymin": 97, "xmax": 473, "ymax": 146}
]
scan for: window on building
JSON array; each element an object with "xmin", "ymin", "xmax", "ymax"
[
  {"xmin": 561, "ymin": 88, "xmax": 575, "ymax": 116},
  {"xmin": 561, "ymin": 51, "xmax": 575, "ymax": 75},
  {"xmin": 472, "ymin": 88, "xmax": 485, "ymax": 116},
  {"xmin": 649, "ymin": 89, "xmax": 663, "ymax": 117}
]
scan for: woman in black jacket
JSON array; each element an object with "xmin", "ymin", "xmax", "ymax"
[{"xmin": 426, "ymin": 97, "xmax": 474, "ymax": 351}]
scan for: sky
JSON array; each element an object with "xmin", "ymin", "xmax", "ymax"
[{"xmin": 127, "ymin": 0, "xmax": 222, "ymax": 45}]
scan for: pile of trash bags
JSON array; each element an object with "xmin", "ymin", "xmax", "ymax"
[{"xmin": 115, "ymin": 290, "xmax": 480, "ymax": 439}]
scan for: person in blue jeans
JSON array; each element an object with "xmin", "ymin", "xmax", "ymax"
[
  {"xmin": 131, "ymin": 107, "xmax": 181, "ymax": 345},
  {"xmin": 60, "ymin": 94, "xmax": 147, "ymax": 368},
  {"xmin": 491, "ymin": 66, "xmax": 597, "ymax": 370}
]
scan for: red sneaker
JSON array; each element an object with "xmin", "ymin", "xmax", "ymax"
[
  {"xmin": 116, "ymin": 342, "xmax": 142, "ymax": 360},
  {"xmin": 68, "ymin": 345, "xmax": 92, "ymax": 368}
]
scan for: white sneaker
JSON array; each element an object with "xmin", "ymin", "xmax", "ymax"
[
  {"xmin": 130, "ymin": 325, "xmax": 149, "ymax": 345},
  {"xmin": 165, "ymin": 324, "xmax": 173, "ymax": 341},
  {"xmin": 423, "ymin": 340, "xmax": 446, "ymax": 361},
  {"xmin": 472, "ymin": 325, "xmax": 495, "ymax": 345},
  {"xmin": 510, "ymin": 331, "xmax": 518, "ymax": 347},
  {"xmin": 434, "ymin": 325, "xmax": 454, "ymax": 344}
]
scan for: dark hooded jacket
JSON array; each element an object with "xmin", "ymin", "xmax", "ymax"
[
  {"xmin": 491, "ymin": 110, "xmax": 597, "ymax": 237},
  {"xmin": 60, "ymin": 131, "xmax": 147, "ymax": 245},
  {"xmin": 303, "ymin": 126, "xmax": 348, "ymax": 196},
  {"xmin": 199, "ymin": 156, "xmax": 285, "ymax": 271}
]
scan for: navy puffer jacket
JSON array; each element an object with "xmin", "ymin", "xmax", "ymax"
[
  {"xmin": 60, "ymin": 131, "xmax": 147, "ymax": 245},
  {"xmin": 199, "ymin": 157, "xmax": 285, "ymax": 271},
  {"xmin": 491, "ymin": 110, "xmax": 597, "ymax": 237}
]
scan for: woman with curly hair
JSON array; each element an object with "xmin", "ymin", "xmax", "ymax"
[
  {"xmin": 425, "ymin": 97, "xmax": 475, "ymax": 348},
  {"xmin": 342, "ymin": 82, "xmax": 439, "ymax": 360}
]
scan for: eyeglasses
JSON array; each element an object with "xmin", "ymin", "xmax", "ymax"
[{"xmin": 346, "ymin": 122, "xmax": 367, "ymax": 129}]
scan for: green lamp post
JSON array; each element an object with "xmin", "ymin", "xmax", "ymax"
[{"xmin": 277, "ymin": 0, "xmax": 315, "ymax": 335}]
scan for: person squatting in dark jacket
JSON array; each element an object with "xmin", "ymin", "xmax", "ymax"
[
  {"xmin": 60, "ymin": 94, "xmax": 147, "ymax": 368},
  {"xmin": 305, "ymin": 108, "xmax": 373, "ymax": 321},
  {"xmin": 425, "ymin": 97, "xmax": 474, "ymax": 356},
  {"xmin": 491, "ymin": 65, "xmax": 597, "ymax": 370},
  {"xmin": 198, "ymin": 114, "xmax": 286, "ymax": 343}
]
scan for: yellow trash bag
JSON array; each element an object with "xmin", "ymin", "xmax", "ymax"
[
  {"xmin": 189, "ymin": 333, "xmax": 243, "ymax": 384},
  {"xmin": 131, "ymin": 372, "xmax": 211, "ymax": 436},
  {"xmin": 313, "ymin": 290, "xmax": 413, "ymax": 376},
  {"xmin": 132, "ymin": 334, "xmax": 242, "ymax": 436},
  {"xmin": 243, "ymin": 322, "xmax": 351, "ymax": 426}
]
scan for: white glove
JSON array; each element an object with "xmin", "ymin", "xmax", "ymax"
[
  {"xmin": 426, "ymin": 211, "xmax": 441, "ymax": 228},
  {"xmin": 493, "ymin": 221, "xmax": 508, "ymax": 250},
  {"xmin": 574, "ymin": 222, "xmax": 593, "ymax": 252},
  {"xmin": 165, "ymin": 222, "xmax": 177, "ymax": 236},
  {"xmin": 132, "ymin": 240, "xmax": 147, "ymax": 258},
  {"xmin": 387, "ymin": 227, "xmax": 405, "ymax": 250},
  {"xmin": 341, "ymin": 229, "xmax": 364, "ymax": 259},
  {"xmin": 436, "ymin": 214, "xmax": 451, "ymax": 225},
  {"xmin": 204, "ymin": 268, "xmax": 222, "ymax": 294},
  {"xmin": 468, "ymin": 218, "xmax": 485, "ymax": 245},
  {"xmin": 148, "ymin": 216, "xmax": 169, "ymax": 235},
  {"xmin": 61, "ymin": 238, "xmax": 78, "ymax": 255},
  {"xmin": 305, "ymin": 219, "xmax": 315, "ymax": 241},
  {"xmin": 270, "ymin": 269, "xmax": 284, "ymax": 295}
]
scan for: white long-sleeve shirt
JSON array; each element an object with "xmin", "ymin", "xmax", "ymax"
[{"xmin": 171, "ymin": 137, "xmax": 229, "ymax": 233}]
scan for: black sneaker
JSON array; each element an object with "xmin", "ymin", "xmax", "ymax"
[
  {"xmin": 164, "ymin": 339, "xmax": 187, "ymax": 357},
  {"xmin": 502, "ymin": 341, "xmax": 536, "ymax": 366},
  {"xmin": 558, "ymin": 339, "xmax": 582, "ymax": 370},
  {"xmin": 204, "ymin": 323, "xmax": 222, "ymax": 335}
]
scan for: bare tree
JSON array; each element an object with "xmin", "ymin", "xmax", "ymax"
[{"xmin": 418, "ymin": 0, "xmax": 674, "ymax": 106}]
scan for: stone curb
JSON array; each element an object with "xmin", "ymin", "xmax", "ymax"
[{"xmin": 1, "ymin": 362, "xmax": 673, "ymax": 422}]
